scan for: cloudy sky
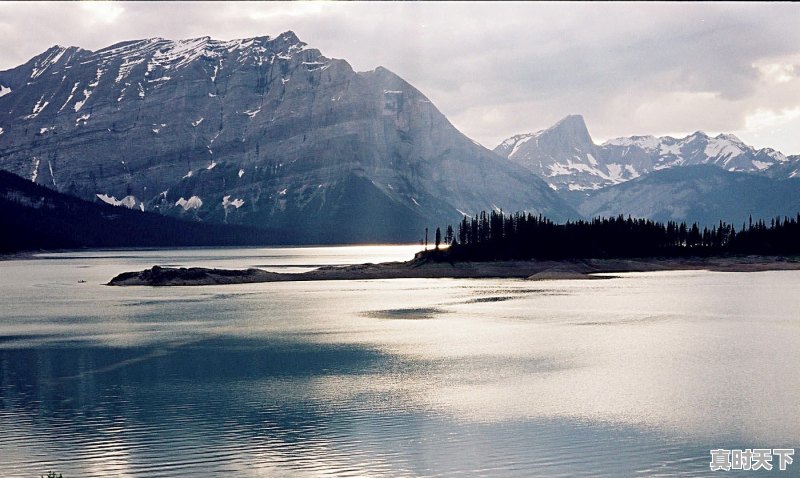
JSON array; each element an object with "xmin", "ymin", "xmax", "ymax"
[{"xmin": 2, "ymin": 1, "xmax": 800, "ymax": 154}]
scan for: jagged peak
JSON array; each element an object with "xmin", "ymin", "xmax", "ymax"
[
  {"xmin": 713, "ymin": 132, "xmax": 743, "ymax": 143},
  {"xmin": 551, "ymin": 114, "xmax": 586, "ymax": 128},
  {"xmin": 603, "ymin": 135, "xmax": 660, "ymax": 150},
  {"xmin": 541, "ymin": 114, "xmax": 594, "ymax": 145},
  {"xmin": 275, "ymin": 30, "xmax": 301, "ymax": 43}
]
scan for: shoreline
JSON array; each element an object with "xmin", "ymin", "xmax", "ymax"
[{"xmin": 107, "ymin": 255, "xmax": 800, "ymax": 286}]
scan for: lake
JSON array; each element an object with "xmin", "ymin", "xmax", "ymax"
[{"xmin": 1, "ymin": 246, "xmax": 798, "ymax": 476}]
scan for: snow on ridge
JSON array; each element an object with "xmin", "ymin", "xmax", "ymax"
[
  {"xmin": 31, "ymin": 158, "xmax": 40, "ymax": 182},
  {"xmin": 714, "ymin": 133, "xmax": 743, "ymax": 143},
  {"xmin": 606, "ymin": 163, "xmax": 625, "ymax": 183},
  {"xmin": 73, "ymin": 89, "xmax": 92, "ymax": 112},
  {"xmin": 752, "ymin": 160, "xmax": 772, "ymax": 171},
  {"xmin": 30, "ymin": 46, "xmax": 67, "ymax": 80},
  {"xmin": 94, "ymin": 38, "xmax": 166, "ymax": 61},
  {"xmin": 59, "ymin": 82, "xmax": 80, "ymax": 111},
  {"xmin": 659, "ymin": 142, "xmax": 681, "ymax": 156},
  {"xmin": 150, "ymin": 37, "xmax": 214, "ymax": 71},
  {"xmin": 175, "ymin": 196, "xmax": 203, "ymax": 210},
  {"xmin": 192, "ymin": 118, "xmax": 204, "ymax": 127},
  {"xmin": 25, "ymin": 96, "xmax": 49, "ymax": 119},
  {"xmin": 509, "ymin": 135, "xmax": 534, "ymax": 157},
  {"xmin": 243, "ymin": 108, "xmax": 261, "ymax": 118},
  {"xmin": 499, "ymin": 133, "xmax": 531, "ymax": 150},
  {"xmin": 704, "ymin": 138, "xmax": 744, "ymax": 160},
  {"xmin": 222, "ymin": 195, "xmax": 245, "ymax": 209},
  {"xmin": 114, "ymin": 57, "xmax": 144, "ymax": 83},
  {"xmin": 96, "ymin": 193, "xmax": 139, "ymax": 209},
  {"xmin": 603, "ymin": 135, "xmax": 659, "ymax": 150},
  {"xmin": 0, "ymin": 85, "xmax": 11, "ymax": 97},
  {"xmin": 88, "ymin": 67, "xmax": 104, "ymax": 87},
  {"xmin": 238, "ymin": 169, "xmax": 245, "ymax": 178},
  {"xmin": 0, "ymin": 127, "xmax": 4, "ymax": 136}
]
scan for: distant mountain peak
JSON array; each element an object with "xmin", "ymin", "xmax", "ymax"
[
  {"xmin": 496, "ymin": 116, "xmax": 800, "ymax": 191},
  {"xmin": 714, "ymin": 132, "xmax": 743, "ymax": 143},
  {"xmin": 543, "ymin": 114, "xmax": 590, "ymax": 140},
  {"xmin": 552, "ymin": 114, "xmax": 586, "ymax": 127}
]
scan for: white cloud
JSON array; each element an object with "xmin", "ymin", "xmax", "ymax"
[
  {"xmin": 744, "ymin": 107, "xmax": 800, "ymax": 131},
  {"xmin": 79, "ymin": 1, "xmax": 125, "ymax": 24}
]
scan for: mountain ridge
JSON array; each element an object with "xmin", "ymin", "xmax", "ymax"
[
  {"xmin": 575, "ymin": 164, "xmax": 800, "ymax": 227},
  {"xmin": 495, "ymin": 115, "xmax": 800, "ymax": 191},
  {"xmin": 0, "ymin": 32, "xmax": 575, "ymax": 242}
]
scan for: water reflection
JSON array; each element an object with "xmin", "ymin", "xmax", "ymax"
[{"xmin": 1, "ymin": 248, "xmax": 799, "ymax": 476}]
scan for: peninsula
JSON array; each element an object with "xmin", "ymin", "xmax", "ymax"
[{"xmin": 107, "ymin": 254, "xmax": 800, "ymax": 286}]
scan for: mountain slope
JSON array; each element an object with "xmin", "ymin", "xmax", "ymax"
[
  {"xmin": 575, "ymin": 165, "xmax": 800, "ymax": 226},
  {"xmin": 0, "ymin": 170, "xmax": 288, "ymax": 253},
  {"xmin": 495, "ymin": 115, "xmax": 800, "ymax": 191},
  {"xmin": 0, "ymin": 33, "xmax": 574, "ymax": 242}
]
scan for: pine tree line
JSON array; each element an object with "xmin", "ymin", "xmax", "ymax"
[{"xmin": 434, "ymin": 211, "xmax": 800, "ymax": 261}]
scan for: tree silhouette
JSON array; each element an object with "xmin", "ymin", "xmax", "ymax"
[{"xmin": 427, "ymin": 210, "xmax": 800, "ymax": 262}]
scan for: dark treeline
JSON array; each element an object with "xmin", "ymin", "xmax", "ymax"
[{"xmin": 431, "ymin": 211, "xmax": 800, "ymax": 261}]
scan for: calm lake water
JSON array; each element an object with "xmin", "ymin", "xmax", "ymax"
[{"xmin": 1, "ymin": 246, "xmax": 798, "ymax": 477}]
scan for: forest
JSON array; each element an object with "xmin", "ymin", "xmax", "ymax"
[{"xmin": 427, "ymin": 211, "xmax": 800, "ymax": 261}]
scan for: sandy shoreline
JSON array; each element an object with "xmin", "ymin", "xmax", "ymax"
[{"xmin": 107, "ymin": 255, "xmax": 800, "ymax": 286}]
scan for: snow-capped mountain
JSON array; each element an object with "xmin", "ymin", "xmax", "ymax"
[
  {"xmin": 495, "ymin": 115, "xmax": 800, "ymax": 191},
  {"xmin": 494, "ymin": 115, "xmax": 610, "ymax": 191},
  {"xmin": 0, "ymin": 32, "xmax": 574, "ymax": 242},
  {"xmin": 575, "ymin": 165, "xmax": 800, "ymax": 227}
]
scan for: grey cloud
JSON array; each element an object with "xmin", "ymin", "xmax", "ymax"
[{"xmin": 1, "ymin": 1, "xmax": 799, "ymax": 153}]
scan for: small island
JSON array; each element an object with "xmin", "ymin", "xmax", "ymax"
[
  {"xmin": 108, "ymin": 255, "xmax": 800, "ymax": 287},
  {"xmin": 108, "ymin": 212, "xmax": 800, "ymax": 286}
]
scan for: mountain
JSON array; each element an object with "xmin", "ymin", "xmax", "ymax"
[
  {"xmin": 0, "ymin": 170, "xmax": 292, "ymax": 253},
  {"xmin": 495, "ymin": 115, "xmax": 800, "ymax": 191},
  {"xmin": 575, "ymin": 165, "xmax": 800, "ymax": 227},
  {"xmin": 0, "ymin": 33, "xmax": 574, "ymax": 243}
]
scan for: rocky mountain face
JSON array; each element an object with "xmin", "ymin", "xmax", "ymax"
[
  {"xmin": 495, "ymin": 115, "xmax": 800, "ymax": 191},
  {"xmin": 575, "ymin": 165, "xmax": 800, "ymax": 227},
  {"xmin": 0, "ymin": 32, "xmax": 574, "ymax": 243}
]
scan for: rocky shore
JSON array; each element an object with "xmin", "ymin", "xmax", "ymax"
[{"xmin": 107, "ymin": 255, "xmax": 800, "ymax": 286}]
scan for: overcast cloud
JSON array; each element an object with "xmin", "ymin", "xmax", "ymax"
[{"xmin": 1, "ymin": 1, "xmax": 799, "ymax": 154}]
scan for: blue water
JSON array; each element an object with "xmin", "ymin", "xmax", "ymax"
[{"xmin": 1, "ymin": 247, "xmax": 798, "ymax": 476}]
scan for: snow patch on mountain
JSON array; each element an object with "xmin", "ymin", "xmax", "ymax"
[
  {"xmin": 0, "ymin": 85, "xmax": 10, "ymax": 97},
  {"xmin": 96, "ymin": 193, "xmax": 139, "ymax": 209},
  {"xmin": 25, "ymin": 96, "xmax": 49, "ymax": 119},
  {"xmin": 74, "ymin": 89, "xmax": 92, "ymax": 112},
  {"xmin": 31, "ymin": 158, "xmax": 40, "ymax": 182},
  {"xmin": 498, "ymin": 115, "xmax": 800, "ymax": 190},
  {"xmin": 30, "ymin": 46, "xmax": 67, "ymax": 80},
  {"xmin": 175, "ymin": 196, "xmax": 203, "ymax": 210},
  {"xmin": 222, "ymin": 195, "xmax": 244, "ymax": 209}
]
